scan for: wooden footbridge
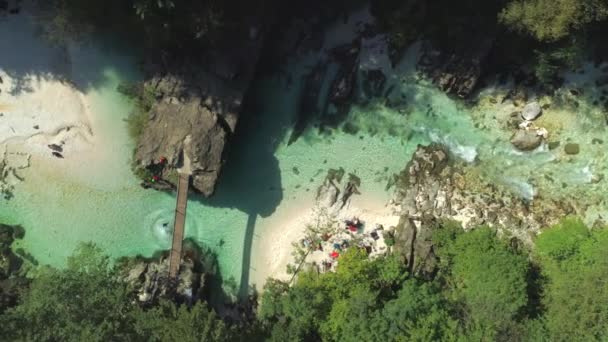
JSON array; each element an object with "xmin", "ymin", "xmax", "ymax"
[{"xmin": 168, "ymin": 173, "xmax": 190, "ymax": 279}]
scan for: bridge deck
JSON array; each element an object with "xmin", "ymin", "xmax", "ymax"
[{"xmin": 168, "ymin": 173, "xmax": 190, "ymax": 279}]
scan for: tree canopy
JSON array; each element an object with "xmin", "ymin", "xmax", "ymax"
[
  {"xmin": 0, "ymin": 243, "xmax": 232, "ymax": 341},
  {"xmin": 500, "ymin": 0, "xmax": 608, "ymax": 41},
  {"xmin": 535, "ymin": 218, "xmax": 608, "ymax": 341}
]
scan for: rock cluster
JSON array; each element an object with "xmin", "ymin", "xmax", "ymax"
[
  {"xmin": 417, "ymin": 40, "xmax": 493, "ymax": 98},
  {"xmin": 392, "ymin": 144, "xmax": 575, "ymax": 278},
  {"xmin": 0, "ymin": 150, "xmax": 30, "ymax": 200},
  {"xmin": 315, "ymin": 168, "xmax": 361, "ymax": 210},
  {"xmin": 123, "ymin": 252, "xmax": 207, "ymax": 304},
  {"xmin": 509, "ymin": 101, "xmax": 548, "ymax": 151}
]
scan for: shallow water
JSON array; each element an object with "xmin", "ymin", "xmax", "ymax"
[{"xmin": 3, "ymin": 9, "xmax": 608, "ymax": 298}]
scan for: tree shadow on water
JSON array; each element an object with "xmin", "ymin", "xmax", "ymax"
[
  {"xmin": 196, "ymin": 79, "xmax": 292, "ymax": 299},
  {"xmin": 0, "ymin": 13, "xmax": 140, "ymax": 96}
]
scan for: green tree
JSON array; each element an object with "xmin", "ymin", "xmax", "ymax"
[
  {"xmin": 130, "ymin": 300, "xmax": 232, "ymax": 341},
  {"xmin": 500, "ymin": 0, "xmax": 608, "ymax": 41},
  {"xmin": 435, "ymin": 227, "xmax": 530, "ymax": 339},
  {"xmin": 259, "ymin": 247, "xmax": 461, "ymax": 341},
  {"xmin": 0, "ymin": 243, "xmax": 133, "ymax": 341},
  {"xmin": 535, "ymin": 218, "xmax": 608, "ymax": 341}
]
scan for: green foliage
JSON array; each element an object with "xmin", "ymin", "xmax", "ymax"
[
  {"xmin": 371, "ymin": 0, "xmax": 505, "ymax": 53},
  {"xmin": 533, "ymin": 42, "xmax": 583, "ymax": 85},
  {"xmin": 434, "ymin": 227, "xmax": 530, "ymax": 339},
  {"xmin": 42, "ymin": 0, "xmax": 265, "ymax": 51},
  {"xmin": 42, "ymin": 0, "xmax": 139, "ymax": 43},
  {"xmin": 120, "ymin": 82, "xmax": 156, "ymax": 142},
  {"xmin": 130, "ymin": 300, "xmax": 232, "ymax": 342},
  {"xmin": 535, "ymin": 220, "xmax": 608, "ymax": 341},
  {"xmin": 2, "ymin": 219, "xmax": 607, "ymax": 341},
  {"xmin": 0, "ymin": 242, "xmax": 231, "ymax": 341},
  {"xmin": 259, "ymin": 247, "xmax": 458, "ymax": 341},
  {"xmin": 535, "ymin": 217, "xmax": 588, "ymax": 260},
  {"xmin": 1, "ymin": 243, "xmax": 133, "ymax": 341},
  {"xmin": 500, "ymin": 0, "xmax": 608, "ymax": 42}
]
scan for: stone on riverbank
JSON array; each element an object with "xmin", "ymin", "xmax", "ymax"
[
  {"xmin": 511, "ymin": 129, "xmax": 543, "ymax": 151},
  {"xmin": 521, "ymin": 101, "xmax": 542, "ymax": 121}
]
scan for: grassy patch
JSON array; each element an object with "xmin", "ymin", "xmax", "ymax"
[{"xmin": 119, "ymin": 82, "xmax": 157, "ymax": 142}]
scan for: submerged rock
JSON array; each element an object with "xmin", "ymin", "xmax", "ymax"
[
  {"xmin": 511, "ymin": 129, "xmax": 543, "ymax": 151},
  {"xmin": 521, "ymin": 102, "xmax": 542, "ymax": 121},
  {"xmin": 316, "ymin": 177, "xmax": 340, "ymax": 208},
  {"xmin": 564, "ymin": 143, "xmax": 580, "ymax": 155},
  {"xmin": 315, "ymin": 168, "xmax": 360, "ymax": 210}
]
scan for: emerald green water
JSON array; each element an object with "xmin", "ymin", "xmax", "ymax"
[{"xmin": 4, "ymin": 11, "xmax": 608, "ymax": 296}]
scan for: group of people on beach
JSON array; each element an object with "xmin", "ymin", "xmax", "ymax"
[{"xmin": 298, "ymin": 215, "xmax": 390, "ymax": 275}]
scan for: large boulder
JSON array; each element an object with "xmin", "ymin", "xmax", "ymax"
[
  {"xmin": 135, "ymin": 16, "xmax": 269, "ymax": 196},
  {"xmin": 511, "ymin": 129, "xmax": 543, "ymax": 151},
  {"xmin": 134, "ymin": 78, "xmax": 232, "ymax": 196},
  {"xmin": 521, "ymin": 102, "xmax": 542, "ymax": 121},
  {"xmin": 393, "ymin": 217, "xmax": 437, "ymax": 279}
]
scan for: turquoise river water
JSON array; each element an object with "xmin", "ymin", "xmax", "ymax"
[{"xmin": 3, "ymin": 11, "xmax": 608, "ymax": 295}]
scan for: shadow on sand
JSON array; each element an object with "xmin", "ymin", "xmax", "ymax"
[
  {"xmin": 195, "ymin": 77, "xmax": 295, "ymax": 299},
  {"xmin": 0, "ymin": 12, "xmax": 141, "ymax": 96}
]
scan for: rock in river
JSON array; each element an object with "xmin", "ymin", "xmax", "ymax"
[
  {"xmin": 511, "ymin": 129, "xmax": 543, "ymax": 151},
  {"xmin": 134, "ymin": 17, "xmax": 269, "ymax": 196},
  {"xmin": 521, "ymin": 101, "xmax": 542, "ymax": 121},
  {"xmin": 564, "ymin": 143, "xmax": 580, "ymax": 155}
]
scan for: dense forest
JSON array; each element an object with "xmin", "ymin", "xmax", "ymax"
[{"xmin": 1, "ymin": 219, "xmax": 607, "ymax": 340}]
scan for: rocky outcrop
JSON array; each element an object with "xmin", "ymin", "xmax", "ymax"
[
  {"xmin": 394, "ymin": 216, "xmax": 438, "ymax": 279},
  {"xmin": 315, "ymin": 168, "xmax": 361, "ymax": 210},
  {"xmin": 392, "ymin": 144, "xmax": 576, "ymax": 277},
  {"xmin": 0, "ymin": 224, "xmax": 28, "ymax": 311},
  {"xmin": 417, "ymin": 40, "xmax": 493, "ymax": 98},
  {"xmin": 122, "ymin": 241, "xmax": 216, "ymax": 304},
  {"xmin": 289, "ymin": 62, "xmax": 328, "ymax": 145},
  {"xmin": 134, "ymin": 22, "xmax": 268, "ymax": 196},
  {"xmin": 328, "ymin": 40, "xmax": 361, "ymax": 104}
]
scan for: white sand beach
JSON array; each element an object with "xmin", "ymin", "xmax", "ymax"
[
  {"xmin": 0, "ymin": 8, "xmax": 139, "ymax": 192},
  {"xmin": 250, "ymin": 190, "xmax": 401, "ymax": 287},
  {"xmin": 0, "ymin": 12, "xmax": 90, "ymax": 161}
]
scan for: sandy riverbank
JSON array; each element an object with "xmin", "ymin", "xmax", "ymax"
[
  {"xmin": 0, "ymin": 9, "xmax": 141, "ymax": 193},
  {"xmin": 250, "ymin": 189, "xmax": 401, "ymax": 288},
  {"xmin": 0, "ymin": 11, "xmax": 93, "ymax": 163}
]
